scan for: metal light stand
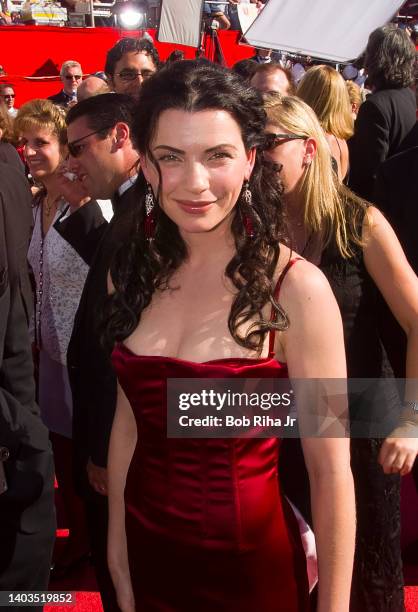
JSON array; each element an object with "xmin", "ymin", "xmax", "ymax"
[{"xmin": 198, "ymin": 0, "xmax": 227, "ymax": 64}]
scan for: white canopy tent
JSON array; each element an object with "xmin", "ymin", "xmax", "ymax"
[{"xmin": 244, "ymin": 0, "xmax": 406, "ymax": 63}]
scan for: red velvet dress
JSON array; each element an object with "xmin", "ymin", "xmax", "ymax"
[{"xmin": 111, "ymin": 261, "xmax": 310, "ymax": 612}]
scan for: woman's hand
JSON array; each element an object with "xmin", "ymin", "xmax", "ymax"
[
  {"xmin": 108, "ymin": 561, "xmax": 136, "ymax": 612},
  {"xmin": 379, "ymin": 428, "xmax": 418, "ymax": 476},
  {"xmin": 114, "ymin": 577, "xmax": 135, "ymax": 612},
  {"xmin": 87, "ymin": 457, "xmax": 108, "ymax": 495}
]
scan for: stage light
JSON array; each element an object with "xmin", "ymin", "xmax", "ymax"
[
  {"xmin": 113, "ymin": 1, "xmax": 146, "ymax": 29},
  {"xmin": 119, "ymin": 7, "xmax": 143, "ymax": 27}
]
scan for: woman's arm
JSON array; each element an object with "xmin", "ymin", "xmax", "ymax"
[
  {"xmin": 107, "ymin": 382, "xmax": 137, "ymax": 612},
  {"xmin": 363, "ymin": 206, "xmax": 418, "ymax": 475},
  {"xmin": 279, "ymin": 261, "xmax": 355, "ymax": 612}
]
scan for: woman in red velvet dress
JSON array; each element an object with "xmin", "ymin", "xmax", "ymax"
[{"xmin": 103, "ymin": 61, "xmax": 355, "ymax": 612}]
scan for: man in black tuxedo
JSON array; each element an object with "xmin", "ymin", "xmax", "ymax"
[
  {"xmin": 0, "ymin": 163, "xmax": 55, "ymax": 606},
  {"xmin": 348, "ymin": 25, "xmax": 416, "ymax": 201},
  {"xmin": 54, "ymin": 93, "xmax": 139, "ymax": 610}
]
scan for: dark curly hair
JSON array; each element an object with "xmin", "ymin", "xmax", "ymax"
[
  {"xmin": 102, "ymin": 60, "xmax": 287, "ymax": 354},
  {"xmin": 105, "ymin": 37, "xmax": 160, "ymax": 77},
  {"xmin": 365, "ymin": 25, "xmax": 416, "ymax": 90}
]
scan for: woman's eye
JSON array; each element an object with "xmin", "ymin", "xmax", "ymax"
[
  {"xmin": 158, "ymin": 154, "xmax": 180, "ymax": 162},
  {"xmin": 210, "ymin": 151, "xmax": 232, "ymax": 160}
]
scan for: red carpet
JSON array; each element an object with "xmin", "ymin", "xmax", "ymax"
[
  {"xmin": 46, "ymin": 474, "xmax": 418, "ymax": 611},
  {"xmin": 405, "ymin": 588, "xmax": 418, "ymax": 612},
  {"xmin": 45, "ymin": 593, "xmax": 102, "ymax": 612},
  {"xmin": 44, "ymin": 588, "xmax": 418, "ymax": 612}
]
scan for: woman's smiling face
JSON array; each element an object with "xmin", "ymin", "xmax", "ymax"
[
  {"xmin": 140, "ymin": 108, "xmax": 255, "ymax": 236},
  {"xmin": 22, "ymin": 126, "xmax": 62, "ymax": 182}
]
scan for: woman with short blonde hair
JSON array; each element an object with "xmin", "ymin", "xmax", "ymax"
[
  {"xmin": 296, "ymin": 65, "xmax": 353, "ymax": 180},
  {"xmin": 14, "ymin": 98, "xmax": 67, "ymax": 146}
]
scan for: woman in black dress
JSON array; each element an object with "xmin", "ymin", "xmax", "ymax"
[{"xmin": 263, "ymin": 93, "xmax": 418, "ymax": 612}]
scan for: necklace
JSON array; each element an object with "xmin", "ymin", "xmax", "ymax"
[{"xmin": 44, "ymin": 194, "xmax": 57, "ymax": 216}]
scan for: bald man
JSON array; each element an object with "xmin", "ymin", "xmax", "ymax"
[{"xmin": 77, "ymin": 76, "xmax": 109, "ymax": 102}]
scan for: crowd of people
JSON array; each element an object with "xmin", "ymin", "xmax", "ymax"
[{"xmin": 0, "ymin": 20, "xmax": 417, "ymax": 612}]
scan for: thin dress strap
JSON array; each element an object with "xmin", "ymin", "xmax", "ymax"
[
  {"xmin": 268, "ymin": 257, "xmax": 303, "ymax": 358},
  {"xmin": 334, "ymin": 134, "xmax": 342, "ymax": 156}
]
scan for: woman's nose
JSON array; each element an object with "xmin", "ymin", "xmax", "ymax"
[
  {"xmin": 24, "ymin": 144, "xmax": 36, "ymax": 157},
  {"xmin": 188, "ymin": 162, "xmax": 210, "ymax": 192}
]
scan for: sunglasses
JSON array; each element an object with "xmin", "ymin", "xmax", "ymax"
[
  {"xmin": 64, "ymin": 74, "xmax": 82, "ymax": 80},
  {"xmin": 115, "ymin": 69, "xmax": 155, "ymax": 82},
  {"xmin": 67, "ymin": 127, "xmax": 112, "ymax": 158},
  {"xmin": 1, "ymin": 94, "xmax": 15, "ymax": 98},
  {"xmin": 262, "ymin": 133, "xmax": 307, "ymax": 151}
]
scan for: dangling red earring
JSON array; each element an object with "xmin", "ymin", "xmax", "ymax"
[
  {"xmin": 241, "ymin": 181, "xmax": 254, "ymax": 238},
  {"xmin": 144, "ymin": 184, "xmax": 156, "ymax": 241},
  {"xmin": 243, "ymin": 215, "xmax": 255, "ymax": 238}
]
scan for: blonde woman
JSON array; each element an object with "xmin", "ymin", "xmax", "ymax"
[
  {"xmin": 15, "ymin": 99, "xmax": 105, "ymax": 575},
  {"xmin": 262, "ymin": 92, "xmax": 418, "ymax": 611},
  {"xmin": 296, "ymin": 65, "xmax": 353, "ymax": 181},
  {"xmin": 345, "ymin": 80, "xmax": 363, "ymax": 120}
]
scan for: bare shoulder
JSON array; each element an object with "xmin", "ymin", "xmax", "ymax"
[
  {"xmin": 274, "ymin": 249, "xmax": 345, "ymax": 372},
  {"xmin": 276, "ymin": 250, "xmax": 334, "ymax": 314},
  {"xmin": 363, "ymin": 204, "xmax": 385, "ymax": 227},
  {"xmin": 362, "ymin": 205, "xmax": 394, "ymax": 242}
]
